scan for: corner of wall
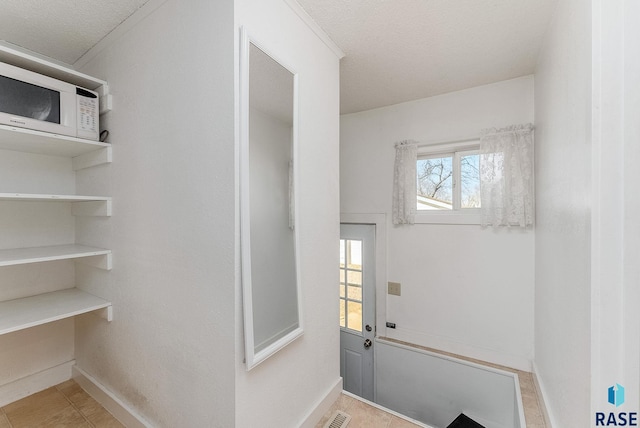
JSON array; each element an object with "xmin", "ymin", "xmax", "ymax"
[
  {"xmin": 72, "ymin": 366, "xmax": 152, "ymax": 428},
  {"xmin": 531, "ymin": 362, "xmax": 556, "ymax": 428},
  {"xmin": 298, "ymin": 378, "xmax": 343, "ymax": 428}
]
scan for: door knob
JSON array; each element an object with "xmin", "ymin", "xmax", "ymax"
[{"xmin": 364, "ymin": 339, "xmax": 372, "ymax": 349}]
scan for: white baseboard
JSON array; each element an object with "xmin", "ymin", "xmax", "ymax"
[
  {"xmin": 0, "ymin": 360, "xmax": 75, "ymax": 407},
  {"xmin": 72, "ymin": 366, "xmax": 152, "ymax": 428},
  {"xmin": 298, "ymin": 377, "xmax": 343, "ymax": 428},
  {"xmin": 388, "ymin": 328, "xmax": 532, "ymax": 372},
  {"xmin": 531, "ymin": 362, "xmax": 556, "ymax": 428}
]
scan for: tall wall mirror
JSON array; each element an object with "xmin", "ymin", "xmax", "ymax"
[{"xmin": 240, "ymin": 28, "xmax": 303, "ymax": 370}]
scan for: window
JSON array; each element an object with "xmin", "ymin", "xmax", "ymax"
[
  {"xmin": 339, "ymin": 238, "xmax": 363, "ymax": 332},
  {"xmin": 416, "ymin": 141, "xmax": 481, "ymax": 223}
]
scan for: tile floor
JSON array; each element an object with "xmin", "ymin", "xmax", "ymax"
[
  {"xmin": 0, "ymin": 380, "xmax": 124, "ymax": 428},
  {"xmin": 317, "ymin": 338, "xmax": 548, "ymax": 428},
  {"xmin": 315, "ymin": 393, "xmax": 422, "ymax": 428}
]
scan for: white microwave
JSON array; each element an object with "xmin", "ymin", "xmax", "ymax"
[{"xmin": 0, "ymin": 61, "xmax": 99, "ymax": 141}]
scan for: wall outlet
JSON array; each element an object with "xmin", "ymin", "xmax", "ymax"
[{"xmin": 388, "ymin": 281, "xmax": 401, "ymax": 296}]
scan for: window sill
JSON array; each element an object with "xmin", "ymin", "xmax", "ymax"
[{"xmin": 414, "ymin": 211, "xmax": 481, "ymax": 225}]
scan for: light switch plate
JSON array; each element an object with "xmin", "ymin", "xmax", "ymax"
[{"xmin": 388, "ymin": 281, "xmax": 401, "ymax": 296}]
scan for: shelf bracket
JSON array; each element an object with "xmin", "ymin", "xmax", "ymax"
[
  {"xmin": 93, "ymin": 305, "xmax": 113, "ymax": 322},
  {"xmin": 72, "ymin": 200, "xmax": 112, "ymax": 217},
  {"xmin": 77, "ymin": 253, "xmax": 113, "ymax": 271},
  {"xmin": 97, "ymin": 84, "xmax": 113, "ymax": 115},
  {"xmin": 72, "ymin": 146, "xmax": 112, "ymax": 170}
]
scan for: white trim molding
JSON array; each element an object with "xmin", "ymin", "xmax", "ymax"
[
  {"xmin": 388, "ymin": 327, "xmax": 532, "ymax": 372},
  {"xmin": 0, "ymin": 360, "xmax": 75, "ymax": 407},
  {"xmin": 532, "ymin": 362, "xmax": 556, "ymax": 428},
  {"xmin": 298, "ymin": 377, "xmax": 343, "ymax": 428},
  {"xmin": 282, "ymin": 0, "xmax": 345, "ymax": 59},
  {"xmin": 72, "ymin": 366, "xmax": 152, "ymax": 428}
]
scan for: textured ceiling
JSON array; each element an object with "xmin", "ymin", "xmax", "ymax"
[
  {"xmin": 0, "ymin": 0, "xmax": 149, "ymax": 65},
  {"xmin": 297, "ymin": 0, "xmax": 558, "ymax": 114},
  {"xmin": 0, "ymin": 0, "xmax": 557, "ymax": 114}
]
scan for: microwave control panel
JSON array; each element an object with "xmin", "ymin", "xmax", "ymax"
[{"xmin": 77, "ymin": 95, "xmax": 98, "ymax": 134}]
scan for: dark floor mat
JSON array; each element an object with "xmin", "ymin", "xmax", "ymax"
[{"xmin": 446, "ymin": 413, "xmax": 486, "ymax": 428}]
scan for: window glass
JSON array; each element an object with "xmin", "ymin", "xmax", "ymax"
[
  {"xmin": 415, "ymin": 143, "xmax": 481, "ymax": 218},
  {"xmin": 339, "ymin": 238, "xmax": 364, "ymax": 333},
  {"xmin": 417, "ymin": 156, "xmax": 453, "ymax": 210},
  {"xmin": 347, "ymin": 301, "xmax": 363, "ymax": 332},
  {"xmin": 347, "ymin": 285, "xmax": 362, "ymax": 300},
  {"xmin": 460, "ymin": 153, "xmax": 481, "ymax": 208}
]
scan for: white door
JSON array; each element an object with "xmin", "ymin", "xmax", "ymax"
[{"xmin": 339, "ymin": 223, "xmax": 375, "ymax": 401}]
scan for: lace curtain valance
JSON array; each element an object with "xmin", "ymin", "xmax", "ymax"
[
  {"xmin": 392, "ymin": 140, "xmax": 418, "ymax": 224},
  {"xmin": 480, "ymin": 123, "xmax": 535, "ymax": 227}
]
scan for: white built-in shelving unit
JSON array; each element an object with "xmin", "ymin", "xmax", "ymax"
[
  {"xmin": 0, "ymin": 244, "xmax": 112, "ymax": 268},
  {"xmin": 0, "ymin": 43, "xmax": 113, "ymax": 336},
  {"xmin": 0, "ymin": 289, "xmax": 112, "ymax": 336}
]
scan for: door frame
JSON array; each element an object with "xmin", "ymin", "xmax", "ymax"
[{"xmin": 340, "ymin": 213, "xmax": 388, "ymax": 402}]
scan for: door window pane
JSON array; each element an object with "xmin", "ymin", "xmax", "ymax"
[
  {"xmin": 347, "ymin": 270, "xmax": 361, "ymax": 286},
  {"xmin": 339, "ymin": 238, "xmax": 364, "ymax": 333},
  {"xmin": 347, "ymin": 301, "xmax": 363, "ymax": 332},
  {"xmin": 347, "ymin": 240, "xmax": 362, "ymax": 269},
  {"xmin": 347, "ymin": 285, "xmax": 362, "ymax": 301}
]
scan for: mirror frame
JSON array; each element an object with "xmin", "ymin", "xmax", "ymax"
[{"xmin": 239, "ymin": 27, "xmax": 303, "ymax": 370}]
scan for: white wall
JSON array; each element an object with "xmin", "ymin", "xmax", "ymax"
[
  {"xmin": 74, "ymin": 0, "xmax": 236, "ymax": 426},
  {"xmin": 535, "ymin": 1, "xmax": 640, "ymax": 425},
  {"xmin": 620, "ymin": 0, "xmax": 640, "ymax": 415},
  {"xmin": 235, "ymin": 0, "xmax": 342, "ymax": 426},
  {"xmin": 590, "ymin": 0, "xmax": 640, "ymax": 420},
  {"xmin": 341, "ymin": 77, "xmax": 535, "ymax": 370},
  {"xmin": 533, "ymin": 0, "xmax": 592, "ymax": 425}
]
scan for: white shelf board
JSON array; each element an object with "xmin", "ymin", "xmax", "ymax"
[
  {"xmin": 0, "ymin": 41, "xmax": 107, "ymax": 90},
  {"xmin": 0, "ymin": 244, "xmax": 111, "ymax": 267},
  {"xmin": 0, "ymin": 193, "xmax": 110, "ymax": 203},
  {"xmin": 0, "ymin": 124, "xmax": 110, "ymax": 157},
  {"xmin": 0, "ymin": 288, "xmax": 111, "ymax": 336}
]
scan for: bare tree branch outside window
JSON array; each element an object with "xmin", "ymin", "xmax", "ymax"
[
  {"xmin": 461, "ymin": 154, "xmax": 481, "ymax": 208},
  {"xmin": 416, "ymin": 153, "xmax": 481, "ymax": 210},
  {"xmin": 417, "ymin": 157, "xmax": 453, "ymax": 204}
]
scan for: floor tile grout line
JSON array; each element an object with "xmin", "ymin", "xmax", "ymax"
[
  {"xmin": 55, "ymin": 382, "xmax": 96, "ymax": 428},
  {"xmin": 1, "ymin": 407, "xmax": 14, "ymax": 428},
  {"xmin": 2, "ymin": 381, "xmax": 120, "ymax": 428}
]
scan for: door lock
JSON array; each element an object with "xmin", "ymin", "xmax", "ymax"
[
  {"xmin": 364, "ymin": 339, "xmax": 372, "ymax": 349},
  {"xmin": 365, "ymin": 324, "xmax": 372, "ymax": 332}
]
